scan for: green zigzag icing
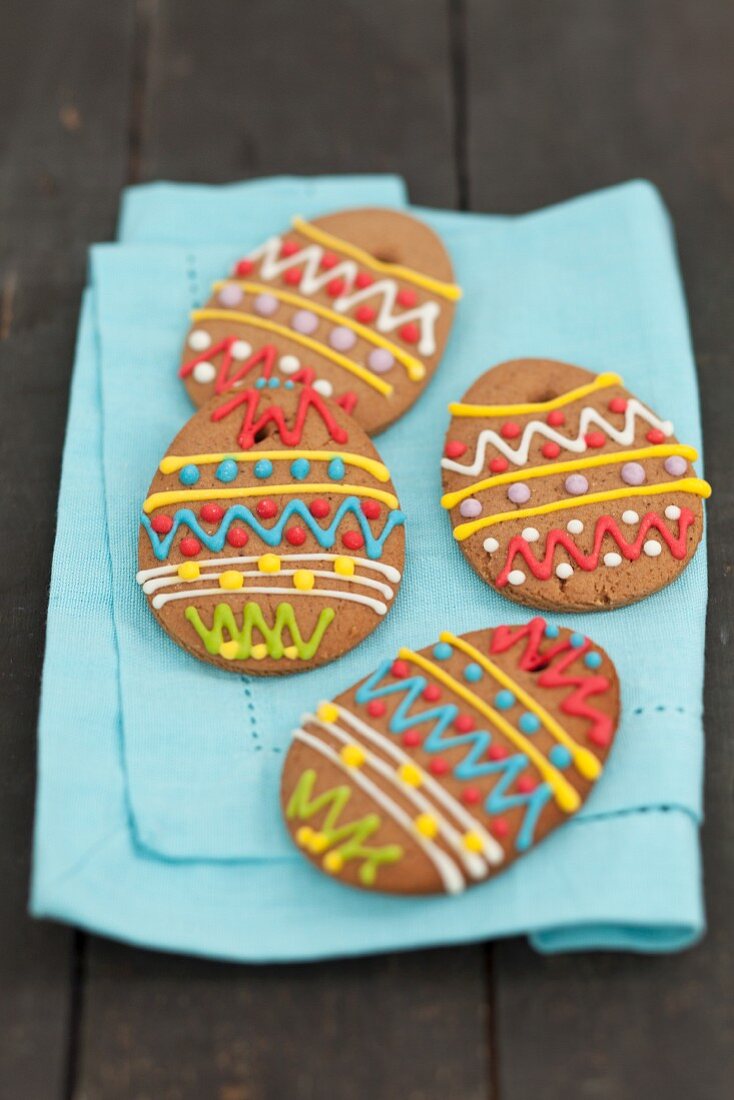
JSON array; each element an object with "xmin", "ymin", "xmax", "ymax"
[{"xmin": 185, "ymin": 601, "xmax": 335, "ymax": 660}]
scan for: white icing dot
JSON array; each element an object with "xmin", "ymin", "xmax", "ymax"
[
  {"xmin": 188, "ymin": 329, "xmax": 211, "ymax": 351},
  {"xmin": 279, "ymin": 354, "xmax": 300, "ymax": 374},
  {"xmin": 622, "ymin": 510, "xmax": 640, "ymax": 525},
  {"xmin": 555, "ymin": 563, "xmax": 573, "ymax": 580},
  {"xmin": 604, "ymin": 552, "xmax": 622, "ymax": 567},
  {"xmin": 483, "ymin": 537, "xmax": 499, "ymax": 554},
  {"xmin": 192, "ymin": 360, "xmax": 216, "ymax": 384},
  {"xmin": 665, "ymin": 505, "xmax": 681, "ymax": 521},
  {"xmin": 644, "ymin": 540, "xmax": 662, "ymax": 557},
  {"xmin": 507, "ymin": 569, "xmax": 526, "ymax": 586},
  {"xmin": 566, "ymin": 519, "xmax": 584, "ymax": 535},
  {"xmin": 230, "ymin": 339, "xmax": 252, "ymax": 361},
  {"xmin": 521, "ymin": 527, "xmax": 540, "ymax": 542},
  {"xmin": 313, "ymin": 379, "xmax": 333, "ymax": 398}
]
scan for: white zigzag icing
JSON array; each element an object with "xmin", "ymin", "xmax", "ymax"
[{"xmin": 442, "ymin": 400, "xmax": 674, "ymax": 475}]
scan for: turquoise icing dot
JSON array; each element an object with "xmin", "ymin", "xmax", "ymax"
[
  {"xmin": 495, "ymin": 689, "xmax": 515, "ymax": 710},
  {"xmin": 433, "ymin": 642, "xmax": 452, "ymax": 661},
  {"xmin": 549, "ymin": 744, "xmax": 573, "ymax": 769},
  {"xmin": 328, "ymin": 457, "xmax": 346, "ymax": 480},
  {"xmin": 464, "ymin": 663, "xmax": 482, "ymax": 683},
  {"xmin": 215, "ymin": 458, "xmax": 238, "ymax": 483},
  {"xmin": 519, "ymin": 712, "xmax": 541, "ymax": 734},
  {"xmin": 284, "ymin": 379, "xmax": 295, "ymax": 389},
  {"xmin": 291, "ymin": 458, "xmax": 311, "ymax": 480},
  {"xmin": 570, "ymin": 632, "xmax": 585, "ymax": 648},
  {"xmin": 254, "ymin": 459, "xmax": 273, "ymax": 479},
  {"xmin": 544, "ymin": 623, "xmax": 560, "ymax": 638},
  {"xmin": 584, "ymin": 651, "xmax": 603, "ymax": 669},
  {"xmin": 255, "ymin": 377, "xmax": 267, "ymax": 389},
  {"xmin": 179, "ymin": 464, "xmax": 200, "ymax": 486},
  {"xmin": 268, "ymin": 377, "xmax": 280, "ymax": 388}
]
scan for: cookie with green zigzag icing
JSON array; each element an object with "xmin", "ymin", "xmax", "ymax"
[
  {"xmin": 280, "ymin": 619, "xmax": 620, "ymax": 895},
  {"xmin": 137, "ymin": 382, "xmax": 405, "ymax": 674}
]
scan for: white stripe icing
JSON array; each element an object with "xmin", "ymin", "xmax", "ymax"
[
  {"xmin": 142, "ymin": 568, "xmax": 394, "ymax": 600},
  {"xmin": 151, "ymin": 585, "xmax": 388, "ymax": 615},
  {"xmin": 136, "ymin": 553, "xmax": 402, "ymax": 585}
]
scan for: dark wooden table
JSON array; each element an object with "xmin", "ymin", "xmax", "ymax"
[{"xmin": 2, "ymin": 2, "xmax": 732, "ymax": 1097}]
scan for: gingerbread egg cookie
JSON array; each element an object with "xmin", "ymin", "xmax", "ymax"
[
  {"xmin": 179, "ymin": 208, "xmax": 461, "ymax": 435},
  {"xmin": 281, "ymin": 619, "xmax": 620, "ymax": 895},
  {"xmin": 441, "ymin": 360, "xmax": 711, "ymax": 611},
  {"xmin": 137, "ymin": 382, "xmax": 405, "ymax": 674}
]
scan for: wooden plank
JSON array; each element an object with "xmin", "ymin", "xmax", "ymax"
[
  {"xmin": 76, "ymin": 2, "xmax": 493, "ymax": 1098},
  {"xmin": 464, "ymin": 2, "xmax": 734, "ymax": 1097},
  {"xmin": 0, "ymin": 1, "xmax": 136, "ymax": 1097}
]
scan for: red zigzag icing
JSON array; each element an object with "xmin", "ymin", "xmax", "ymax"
[
  {"xmin": 180, "ymin": 339, "xmax": 276, "ymax": 395},
  {"xmin": 211, "ymin": 386, "xmax": 349, "ymax": 449}
]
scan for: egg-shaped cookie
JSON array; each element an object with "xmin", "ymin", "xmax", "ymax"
[
  {"xmin": 281, "ymin": 619, "xmax": 620, "ymax": 895},
  {"xmin": 137, "ymin": 382, "xmax": 405, "ymax": 674},
  {"xmin": 441, "ymin": 360, "xmax": 711, "ymax": 611},
  {"xmin": 179, "ymin": 208, "xmax": 461, "ymax": 435}
]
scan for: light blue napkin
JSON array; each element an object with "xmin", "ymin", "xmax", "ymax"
[{"xmin": 32, "ymin": 177, "xmax": 707, "ymax": 958}]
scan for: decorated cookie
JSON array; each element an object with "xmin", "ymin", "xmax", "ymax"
[
  {"xmin": 441, "ymin": 360, "xmax": 711, "ymax": 611},
  {"xmin": 281, "ymin": 619, "xmax": 620, "ymax": 895},
  {"xmin": 179, "ymin": 208, "xmax": 461, "ymax": 435},
  {"xmin": 137, "ymin": 382, "xmax": 405, "ymax": 674}
]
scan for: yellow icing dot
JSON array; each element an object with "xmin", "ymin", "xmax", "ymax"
[
  {"xmin": 177, "ymin": 561, "xmax": 200, "ymax": 580},
  {"xmin": 219, "ymin": 640, "xmax": 240, "ymax": 660},
  {"xmin": 317, "ymin": 702, "xmax": 339, "ymax": 724},
  {"xmin": 398, "ymin": 763, "xmax": 423, "ymax": 788},
  {"xmin": 309, "ymin": 832, "xmax": 329, "ymax": 853},
  {"xmin": 251, "ymin": 643, "xmax": 268, "ymax": 660},
  {"xmin": 293, "ymin": 569, "xmax": 315, "ymax": 591},
  {"xmin": 333, "ymin": 555, "xmax": 356, "ymax": 577},
  {"xmin": 340, "ymin": 743, "xmax": 366, "ymax": 768},
  {"xmin": 463, "ymin": 832, "xmax": 484, "ymax": 853},
  {"xmin": 258, "ymin": 553, "xmax": 281, "ymax": 573},
  {"xmin": 219, "ymin": 569, "xmax": 244, "ymax": 590},
  {"xmin": 414, "ymin": 813, "xmax": 438, "ymax": 839},
  {"xmin": 323, "ymin": 851, "xmax": 344, "ymax": 874},
  {"xmin": 296, "ymin": 826, "xmax": 313, "ymax": 847},
  {"xmin": 284, "ymin": 645, "xmax": 299, "ymax": 659}
]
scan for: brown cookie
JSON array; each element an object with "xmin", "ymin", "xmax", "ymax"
[
  {"xmin": 137, "ymin": 382, "xmax": 405, "ymax": 674},
  {"xmin": 280, "ymin": 619, "xmax": 620, "ymax": 895},
  {"xmin": 179, "ymin": 208, "xmax": 461, "ymax": 435},
  {"xmin": 440, "ymin": 360, "xmax": 712, "ymax": 611}
]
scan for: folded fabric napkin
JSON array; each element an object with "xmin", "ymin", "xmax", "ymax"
[{"xmin": 32, "ymin": 176, "xmax": 707, "ymax": 959}]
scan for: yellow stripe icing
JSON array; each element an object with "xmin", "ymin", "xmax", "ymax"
[
  {"xmin": 440, "ymin": 633, "xmax": 601, "ymax": 780},
  {"xmin": 398, "ymin": 648, "xmax": 581, "ymax": 813},
  {"xmin": 143, "ymin": 483, "xmax": 399, "ymax": 515},
  {"xmin": 441, "ymin": 444, "xmax": 699, "ymax": 509},
  {"xmin": 292, "ymin": 216, "xmax": 462, "ymax": 301},
  {"xmin": 213, "ymin": 281, "xmax": 426, "ymax": 382},
  {"xmin": 159, "ymin": 449, "xmax": 390, "ymax": 482},
  {"xmin": 448, "ymin": 372, "xmax": 623, "ymax": 418},
  {"xmin": 191, "ymin": 309, "xmax": 393, "ymax": 397},
  {"xmin": 452, "ymin": 477, "xmax": 712, "ymax": 541}
]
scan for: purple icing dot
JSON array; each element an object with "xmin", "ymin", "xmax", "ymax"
[
  {"xmin": 291, "ymin": 309, "xmax": 319, "ymax": 335},
  {"xmin": 218, "ymin": 283, "xmax": 244, "ymax": 308},
  {"xmin": 459, "ymin": 498, "xmax": 483, "ymax": 518},
  {"xmin": 329, "ymin": 325, "xmax": 357, "ymax": 352},
  {"xmin": 368, "ymin": 348, "xmax": 395, "ymax": 374},
  {"xmin": 565, "ymin": 474, "xmax": 589, "ymax": 496},
  {"xmin": 621, "ymin": 461, "xmax": 646, "ymax": 486},
  {"xmin": 254, "ymin": 293, "xmax": 278, "ymax": 317},
  {"xmin": 507, "ymin": 482, "xmax": 531, "ymax": 505},
  {"xmin": 664, "ymin": 455, "xmax": 687, "ymax": 477}
]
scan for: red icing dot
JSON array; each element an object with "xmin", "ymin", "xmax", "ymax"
[
  {"xmin": 454, "ymin": 714, "xmax": 476, "ymax": 733},
  {"xmin": 179, "ymin": 537, "xmax": 201, "ymax": 557},
  {"xmin": 423, "ymin": 683, "xmax": 441, "ymax": 702},
  {"xmin": 429, "ymin": 757, "xmax": 449, "ymax": 776},
  {"xmin": 280, "ymin": 240, "xmax": 299, "ymax": 257},
  {"xmin": 234, "ymin": 259, "xmax": 254, "ymax": 277},
  {"xmin": 445, "ymin": 440, "xmax": 468, "ymax": 459},
  {"xmin": 360, "ymin": 499, "xmax": 381, "ymax": 520},
  {"xmin": 402, "ymin": 730, "xmax": 422, "ymax": 748},
  {"xmin": 342, "ymin": 530, "xmax": 364, "ymax": 551},
  {"xmin": 356, "ymin": 305, "xmax": 376, "ymax": 323},
  {"xmin": 320, "ymin": 251, "xmax": 338, "ymax": 270},
  {"xmin": 517, "ymin": 776, "xmax": 536, "ymax": 794},
  {"xmin": 584, "ymin": 431, "xmax": 606, "ymax": 448},
  {"xmin": 355, "ymin": 272, "xmax": 374, "ymax": 289},
  {"xmin": 226, "ymin": 526, "xmax": 249, "ymax": 548},
  {"xmin": 462, "ymin": 786, "xmax": 481, "ymax": 805},
  {"xmin": 256, "ymin": 499, "xmax": 278, "ymax": 520},
  {"xmin": 488, "ymin": 744, "xmax": 509, "ymax": 761},
  {"xmin": 647, "ymin": 428, "xmax": 666, "ymax": 444},
  {"xmin": 150, "ymin": 514, "xmax": 173, "ymax": 534},
  {"xmin": 609, "ymin": 397, "xmax": 628, "ymax": 414},
  {"xmin": 367, "ymin": 699, "xmax": 386, "ymax": 718},
  {"xmin": 399, "ymin": 322, "xmax": 420, "ymax": 344},
  {"xmin": 501, "ymin": 421, "xmax": 521, "ymax": 439},
  {"xmin": 285, "ymin": 526, "xmax": 306, "ymax": 546},
  {"xmin": 309, "ymin": 498, "xmax": 330, "ymax": 519},
  {"xmin": 489, "ymin": 456, "xmax": 509, "ymax": 473},
  {"xmin": 397, "ymin": 287, "xmax": 417, "ymax": 307},
  {"xmin": 200, "ymin": 503, "xmax": 224, "ymax": 523},
  {"xmin": 284, "ymin": 268, "xmax": 302, "ymax": 286},
  {"xmin": 541, "ymin": 441, "xmax": 561, "ymax": 459},
  {"xmin": 391, "ymin": 659, "xmax": 409, "ymax": 679},
  {"xmin": 491, "ymin": 818, "xmax": 509, "ymax": 838},
  {"xmin": 547, "ymin": 410, "xmax": 565, "ymax": 427},
  {"xmin": 327, "ymin": 277, "xmax": 345, "ymax": 297}
]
